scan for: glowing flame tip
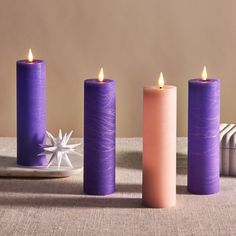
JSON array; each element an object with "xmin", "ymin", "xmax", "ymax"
[
  {"xmin": 158, "ymin": 72, "xmax": 164, "ymax": 89},
  {"xmin": 28, "ymin": 48, "xmax": 33, "ymax": 62},
  {"xmin": 98, "ymin": 67, "xmax": 104, "ymax": 82},
  {"xmin": 202, "ymin": 66, "xmax": 207, "ymax": 80}
]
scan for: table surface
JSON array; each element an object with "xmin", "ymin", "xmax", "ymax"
[
  {"xmin": 0, "ymin": 137, "xmax": 235, "ymax": 236},
  {"xmin": 0, "ymin": 138, "xmax": 83, "ymax": 178}
]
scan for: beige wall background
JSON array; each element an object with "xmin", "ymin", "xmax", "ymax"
[{"xmin": 0, "ymin": 0, "xmax": 236, "ymax": 137}]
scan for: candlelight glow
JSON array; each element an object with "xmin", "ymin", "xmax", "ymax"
[
  {"xmin": 98, "ymin": 67, "xmax": 104, "ymax": 82},
  {"xmin": 158, "ymin": 72, "xmax": 164, "ymax": 89},
  {"xmin": 201, "ymin": 66, "xmax": 207, "ymax": 80},
  {"xmin": 28, "ymin": 48, "xmax": 33, "ymax": 62}
]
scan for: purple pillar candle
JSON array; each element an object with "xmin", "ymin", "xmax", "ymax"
[
  {"xmin": 84, "ymin": 68, "xmax": 116, "ymax": 195},
  {"xmin": 17, "ymin": 49, "xmax": 46, "ymax": 166},
  {"xmin": 188, "ymin": 67, "xmax": 220, "ymax": 194}
]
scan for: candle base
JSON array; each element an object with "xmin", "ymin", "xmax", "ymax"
[
  {"xmin": 17, "ymin": 155, "xmax": 47, "ymax": 167},
  {"xmin": 187, "ymin": 185, "xmax": 219, "ymax": 195},
  {"xmin": 142, "ymin": 198, "xmax": 176, "ymax": 208},
  {"xmin": 84, "ymin": 186, "xmax": 115, "ymax": 196}
]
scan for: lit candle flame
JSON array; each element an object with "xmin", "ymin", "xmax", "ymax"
[
  {"xmin": 158, "ymin": 72, "xmax": 164, "ymax": 89},
  {"xmin": 28, "ymin": 48, "xmax": 33, "ymax": 62},
  {"xmin": 98, "ymin": 67, "xmax": 104, "ymax": 82},
  {"xmin": 201, "ymin": 66, "xmax": 207, "ymax": 80}
]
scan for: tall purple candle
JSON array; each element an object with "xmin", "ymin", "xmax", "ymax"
[
  {"xmin": 17, "ymin": 49, "xmax": 46, "ymax": 166},
  {"xmin": 84, "ymin": 68, "xmax": 116, "ymax": 195},
  {"xmin": 188, "ymin": 67, "xmax": 220, "ymax": 194}
]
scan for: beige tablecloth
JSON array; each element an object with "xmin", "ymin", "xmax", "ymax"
[{"xmin": 0, "ymin": 138, "xmax": 235, "ymax": 236}]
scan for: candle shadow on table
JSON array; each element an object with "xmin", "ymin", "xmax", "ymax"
[
  {"xmin": 0, "ymin": 194, "xmax": 143, "ymax": 208},
  {"xmin": 0, "ymin": 177, "xmax": 142, "ymax": 194},
  {"xmin": 116, "ymin": 183, "xmax": 141, "ymax": 193},
  {"xmin": 177, "ymin": 154, "xmax": 187, "ymax": 175},
  {"xmin": 116, "ymin": 151, "xmax": 142, "ymax": 169},
  {"xmin": 0, "ymin": 156, "xmax": 17, "ymax": 166},
  {"xmin": 0, "ymin": 186, "xmax": 191, "ymax": 208},
  {"xmin": 116, "ymin": 152, "xmax": 188, "ymax": 173},
  {"xmin": 0, "ymin": 176, "xmax": 83, "ymax": 194},
  {"xmin": 176, "ymin": 185, "xmax": 191, "ymax": 195}
]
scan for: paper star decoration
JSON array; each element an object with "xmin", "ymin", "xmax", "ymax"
[{"xmin": 39, "ymin": 130, "xmax": 81, "ymax": 169}]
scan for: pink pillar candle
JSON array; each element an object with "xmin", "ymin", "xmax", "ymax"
[{"xmin": 142, "ymin": 73, "xmax": 177, "ymax": 208}]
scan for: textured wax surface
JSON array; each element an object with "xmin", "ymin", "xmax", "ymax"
[
  {"xmin": 17, "ymin": 60, "xmax": 46, "ymax": 166},
  {"xmin": 188, "ymin": 79, "xmax": 220, "ymax": 194},
  {"xmin": 84, "ymin": 79, "xmax": 116, "ymax": 195},
  {"xmin": 143, "ymin": 86, "xmax": 177, "ymax": 208}
]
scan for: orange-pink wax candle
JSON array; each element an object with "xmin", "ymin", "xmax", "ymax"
[{"xmin": 142, "ymin": 73, "xmax": 177, "ymax": 208}]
